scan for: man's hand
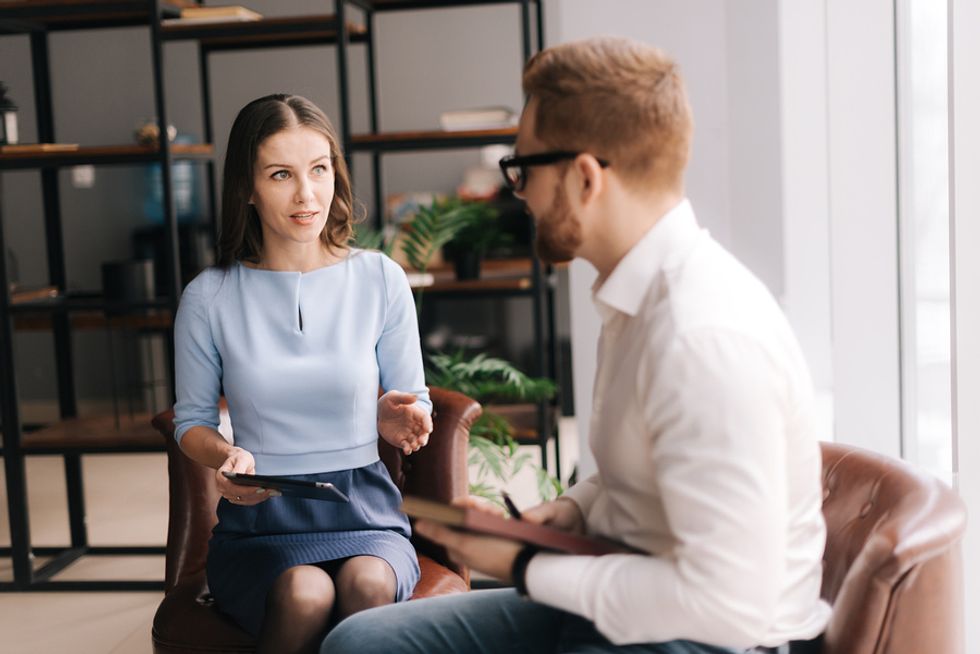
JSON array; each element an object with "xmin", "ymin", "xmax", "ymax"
[
  {"xmin": 522, "ymin": 497, "xmax": 586, "ymax": 534},
  {"xmin": 414, "ymin": 497, "xmax": 522, "ymax": 582},
  {"xmin": 378, "ymin": 390, "xmax": 433, "ymax": 455},
  {"xmin": 215, "ymin": 447, "xmax": 279, "ymax": 505}
]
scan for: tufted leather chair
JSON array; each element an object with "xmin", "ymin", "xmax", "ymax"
[
  {"xmin": 819, "ymin": 441, "xmax": 965, "ymax": 654},
  {"xmin": 150, "ymin": 387, "xmax": 480, "ymax": 654}
]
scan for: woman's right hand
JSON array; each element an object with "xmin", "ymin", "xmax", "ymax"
[
  {"xmin": 215, "ymin": 447, "xmax": 277, "ymax": 506},
  {"xmin": 521, "ymin": 497, "xmax": 586, "ymax": 534}
]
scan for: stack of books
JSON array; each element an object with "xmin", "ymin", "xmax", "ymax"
[
  {"xmin": 9, "ymin": 284, "xmax": 60, "ymax": 304},
  {"xmin": 0, "ymin": 143, "xmax": 79, "ymax": 154},
  {"xmin": 163, "ymin": 5, "xmax": 262, "ymax": 25},
  {"xmin": 439, "ymin": 107, "xmax": 517, "ymax": 132}
]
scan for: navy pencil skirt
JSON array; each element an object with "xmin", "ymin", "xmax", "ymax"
[{"xmin": 205, "ymin": 459, "xmax": 420, "ymax": 635}]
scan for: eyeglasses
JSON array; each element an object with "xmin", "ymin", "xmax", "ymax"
[{"xmin": 498, "ymin": 151, "xmax": 610, "ymax": 192}]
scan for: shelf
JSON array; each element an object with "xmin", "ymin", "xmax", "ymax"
[
  {"xmin": 162, "ymin": 15, "xmax": 368, "ymax": 51},
  {"xmin": 406, "ymin": 257, "xmax": 562, "ymax": 297},
  {"xmin": 367, "ymin": 0, "xmax": 536, "ymax": 11},
  {"xmin": 407, "ymin": 257, "xmax": 533, "ymax": 296},
  {"xmin": 0, "ymin": 0, "xmax": 192, "ymax": 33},
  {"xmin": 13, "ymin": 309, "xmax": 172, "ymax": 332},
  {"xmin": 8, "ymin": 291, "xmax": 170, "ymax": 312},
  {"xmin": 4, "ymin": 413, "xmax": 164, "ymax": 455},
  {"xmin": 9, "ymin": 291, "xmax": 173, "ymax": 330},
  {"xmin": 483, "ymin": 402, "xmax": 557, "ymax": 444},
  {"xmin": 0, "ymin": 143, "xmax": 213, "ymax": 170},
  {"xmin": 9, "ymin": 285, "xmax": 60, "ymax": 304},
  {"xmin": 349, "ymin": 127, "xmax": 516, "ymax": 153}
]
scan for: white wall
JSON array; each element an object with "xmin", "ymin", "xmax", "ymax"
[
  {"xmin": 557, "ymin": 0, "xmax": 785, "ymax": 475},
  {"xmin": 950, "ymin": 0, "xmax": 980, "ymax": 647},
  {"xmin": 824, "ymin": 0, "xmax": 902, "ymax": 455},
  {"xmin": 777, "ymin": 0, "xmax": 833, "ymax": 397}
]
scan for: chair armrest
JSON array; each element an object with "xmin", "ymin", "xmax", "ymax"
[
  {"xmin": 378, "ymin": 386, "xmax": 481, "ymax": 580},
  {"xmin": 152, "ymin": 410, "xmax": 222, "ymax": 594}
]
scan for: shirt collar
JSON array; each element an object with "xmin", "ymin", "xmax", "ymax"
[{"xmin": 593, "ymin": 198, "xmax": 700, "ymax": 322}]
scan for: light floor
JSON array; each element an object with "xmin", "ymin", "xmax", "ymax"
[{"xmin": 0, "ymin": 419, "xmax": 578, "ymax": 654}]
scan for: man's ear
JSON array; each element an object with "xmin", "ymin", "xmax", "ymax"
[{"xmin": 571, "ymin": 154, "xmax": 605, "ymax": 207}]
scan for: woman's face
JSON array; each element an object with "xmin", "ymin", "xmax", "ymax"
[{"xmin": 249, "ymin": 125, "xmax": 336, "ymax": 257}]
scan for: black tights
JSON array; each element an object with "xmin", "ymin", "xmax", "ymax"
[{"xmin": 256, "ymin": 556, "xmax": 397, "ymax": 654}]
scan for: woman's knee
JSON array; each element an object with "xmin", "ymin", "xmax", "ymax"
[
  {"xmin": 269, "ymin": 565, "xmax": 336, "ymax": 615},
  {"xmin": 335, "ymin": 557, "xmax": 396, "ymax": 606}
]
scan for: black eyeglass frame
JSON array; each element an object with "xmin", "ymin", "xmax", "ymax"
[{"xmin": 498, "ymin": 151, "xmax": 610, "ymax": 192}]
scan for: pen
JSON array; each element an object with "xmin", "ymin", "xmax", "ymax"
[{"xmin": 501, "ymin": 491, "xmax": 523, "ymax": 520}]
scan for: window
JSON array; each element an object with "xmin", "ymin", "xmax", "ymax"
[{"xmin": 896, "ymin": 0, "xmax": 953, "ymax": 483}]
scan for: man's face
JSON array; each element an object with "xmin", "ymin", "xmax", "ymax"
[{"xmin": 514, "ymin": 102, "xmax": 583, "ymax": 264}]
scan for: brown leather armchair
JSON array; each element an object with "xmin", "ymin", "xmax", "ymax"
[
  {"xmin": 819, "ymin": 441, "xmax": 966, "ymax": 654},
  {"xmin": 150, "ymin": 387, "xmax": 480, "ymax": 654}
]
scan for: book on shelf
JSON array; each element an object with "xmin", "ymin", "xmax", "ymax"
[
  {"xmin": 439, "ymin": 106, "xmax": 517, "ymax": 132},
  {"xmin": 9, "ymin": 284, "xmax": 60, "ymax": 305},
  {"xmin": 0, "ymin": 143, "xmax": 79, "ymax": 154},
  {"xmin": 401, "ymin": 495, "xmax": 641, "ymax": 556},
  {"xmin": 404, "ymin": 272, "xmax": 435, "ymax": 288},
  {"xmin": 163, "ymin": 5, "xmax": 263, "ymax": 24}
]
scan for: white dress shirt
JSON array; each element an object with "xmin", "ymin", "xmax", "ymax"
[{"xmin": 525, "ymin": 199, "xmax": 832, "ymax": 648}]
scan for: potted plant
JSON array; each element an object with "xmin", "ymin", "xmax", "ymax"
[
  {"xmin": 361, "ymin": 200, "xmax": 562, "ymax": 504},
  {"xmin": 350, "ymin": 224, "xmax": 396, "ymax": 257},
  {"xmin": 426, "ymin": 350, "xmax": 562, "ymax": 504},
  {"xmin": 439, "ymin": 199, "xmax": 505, "ymax": 280},
  {"xmin": 399, "ymin": 196, "xmax": 488, "ymax": 313}
]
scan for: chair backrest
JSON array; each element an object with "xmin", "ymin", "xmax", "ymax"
[
  {"xmin": 819, "ymin": 441, "xmax": 965, "ymax": 654},
  {"xmin": 151, "ymin": 387, "xmax": 481, "ymax": 594}
]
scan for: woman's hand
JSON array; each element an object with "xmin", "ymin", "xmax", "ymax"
[
  {"xmin": 215, "ymin": 447, "xmax": 278, "ymax": 505},
  {"xmin": 378, "ymin": 390, "xmax": 433, "ymax": 455}
]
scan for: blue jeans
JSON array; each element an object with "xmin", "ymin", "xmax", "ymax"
[{"xmin": 321, "ymin": 588, "xmax": 746, "ymax": 654}]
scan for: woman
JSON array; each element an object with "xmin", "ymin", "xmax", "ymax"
[{"xmin": 173, "ymin": 94, "xmax": 432, "ymax": 654}]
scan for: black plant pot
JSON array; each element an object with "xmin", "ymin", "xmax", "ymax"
[{"xmin": 453, "ymin": 250, "xmax": 483, "ymax": 280}]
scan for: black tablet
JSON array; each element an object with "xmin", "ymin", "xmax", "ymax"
[{"xmin": 222, "ymin": 471, "xmax": 350, "ymax": 503}]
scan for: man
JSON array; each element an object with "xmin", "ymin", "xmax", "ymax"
[{"xmin": 322, "ymin": 36, "xmax": 830, "ymax": 654}]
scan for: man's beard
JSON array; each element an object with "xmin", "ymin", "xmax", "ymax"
[{"xmin": 533, "ymin": 182, "xmax": 582, "ymax": 264}]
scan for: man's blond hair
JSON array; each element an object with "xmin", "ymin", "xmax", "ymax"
[{"xmin": 522, "ymin": 36, "xmax": 693, "ymax": 192}]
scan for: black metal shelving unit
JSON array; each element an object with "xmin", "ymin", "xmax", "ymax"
[
  {"xmin": 337, "ymin": 0, "xmax": 559, "ymax": 477},
  {"xmin": 0, "ymin": 0, "xmax": 207, "ymax": 592},
  {"xmin": 0, "ymin": 0, "xmax": 559, "ymax": 592}
]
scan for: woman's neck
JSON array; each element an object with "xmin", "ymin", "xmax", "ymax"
[{"xmin": 249, "ymin": 244, "xmax": 345, "ymax": 273}]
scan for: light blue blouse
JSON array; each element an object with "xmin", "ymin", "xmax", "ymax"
[{"xmin": 173, "ymin": 250, "xmax": 431, "ymax": 475}]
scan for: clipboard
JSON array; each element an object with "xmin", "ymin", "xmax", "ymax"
[{"xmin": 223, "ymin": 471, "xmax": 350, "ymax": 502}]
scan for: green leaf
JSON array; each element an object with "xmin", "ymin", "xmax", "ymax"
[
  {"xmin": 468, "ymin": 434, "xmax": 510, "ymax": 482},
  {"xmin": 509, "ymin": 450, "xmax": 532, "ymax": 477},
  {"xmin": 424, "ymin": 351, "xmax": 556, "ymax": 403},
  {"xmin": 350, "ymin": 225, "xmax": 396, "ymax": 257},
  {"xmin": 466, "ymin": 484, "xmax": 509, "ymax": 511},
  {"xmin": 400, "ymin": 198, "xmax": 488, "ymax": 272},
  {"xmin": 469, "ymin": 411, "xmax": 514, "ymax": 446},
  {"xmin": 535, "ymin": 467, "xmax": 564, "ymax": 502}
]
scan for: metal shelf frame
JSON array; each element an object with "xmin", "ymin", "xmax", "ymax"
[
  {"xmin": 0, "ymin": 0, "xmax": 195, "ymax": 591},
  {"xmin": 334, "ymin": 0, "xmax": 560, "ymax": 476},
  {"xmin": 0, "ymin": 0, "xmax": 560, "ymax": 591},
  {"xmin": 0, "ymin": 144, "xmax": 214, "ymax": 171}
]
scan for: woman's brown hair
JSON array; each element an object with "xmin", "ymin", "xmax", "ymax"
[{"xmin": 217, "ymin": 94, "xmax": 358, "ymax": 267}]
